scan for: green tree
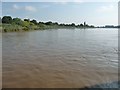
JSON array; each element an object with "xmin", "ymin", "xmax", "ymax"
[
  {"xmin": 53, "ymin": 22, "xmax": 58, "ymax": 26},
  {"xmin": 24, "ymin": 19, "xmax": 30, "ymax": 22},
  {"xmin": 0, "ymin": 17, "xmax": 1, "ymax": 23},
  {"xmin": 38, "ymin": 22, "xmax": 45, "ymax": 25},
  {"xmin": 59, "ymin": 23, "xmax": 65, "ymax": 26},
  {"xmin": 22, "ymin": 21, "xmax": 30, "ymax": 27},
  {"xmin": 12, "ymin": 18, "xmax": 23, "ymax": 25},
  {"xmin": 71, "ymin": 23, "xmax": 75, "ymax": 27},
  {"xmin": 30, "ymin": 19, "xmax": 37, "ymax": 25},
  {"xmin": 80, "ymin": 24, "xmax": 83, "ymax": 27},
  {"xmin": 45, "ymin": 21, "xmax": 53, "ymax": 25},
  {"xmin": 2, "ymin": 16, "xmax": 12, "ymax": 24}
]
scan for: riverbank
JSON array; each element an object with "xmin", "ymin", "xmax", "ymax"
[
  {"xmin": 1, "ymin": 16, "xmax": 95, "ymax": 32},
  {"xmin": 1, "ymin": 24, "xmax": 55, "ymax": 32},
  {"xmin": 1, "ymin": 24, "xmax": 95, "ymax": 32}
]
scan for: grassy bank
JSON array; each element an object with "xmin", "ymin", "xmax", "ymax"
[
  {"xmin": 1, "ymin": 23, "xmax": 96, "ymax": 32},
  {"xmin": 1, "ymin": 24, "xmax": 61, "ymax": 32}
]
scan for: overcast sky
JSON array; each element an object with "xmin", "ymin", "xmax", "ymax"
[{"xmin": 1, "ymin": 1, "xmax": 118, "ymax": 26}]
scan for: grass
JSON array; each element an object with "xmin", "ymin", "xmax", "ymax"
[
  {"xmin": 1, "ymin": 23, "xmax": 95, "ymax": 32},
  {"xmin": 2, "ymin": 24, "xmax": 39, "ymax": 32}
]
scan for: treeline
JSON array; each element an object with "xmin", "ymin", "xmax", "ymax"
[{"xmin": 1, "ymin": 16, "xmax": 95, "ymax": 32}]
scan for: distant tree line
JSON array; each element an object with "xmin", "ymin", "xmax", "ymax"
[
  {"xmin": 1, "ymin": 16, "xmax": 95, "ymax": 27},
  {"xmin": 1, "ymin": 16, "xmax": 95, "ymax": 32}
]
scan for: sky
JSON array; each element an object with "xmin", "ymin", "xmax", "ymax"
[{"xmin": 1, "ymin": 1, "xmax": 119, "ymax": 26}]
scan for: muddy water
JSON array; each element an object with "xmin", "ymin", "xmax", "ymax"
[{"xmin": 2, "ymin": 28, "xmax": 118, "ymax": 88}]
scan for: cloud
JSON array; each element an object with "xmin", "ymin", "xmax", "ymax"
[
  {"xmin": 25, "ymin": 6, "xmax": 37, "ymax": 12},
  {"xmin": 97, "ymin": 5, "xmax": 115, "ymax": 13},
  {"xmin": 12, "ymin": 4, "xmax": 37, "ymax": 12},
  {"xmin": 13, "ymin": 4, "xmax": 19, "ymax": 9}
]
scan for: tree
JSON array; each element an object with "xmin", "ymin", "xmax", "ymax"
[
  {"xmin": 0, "ymin": 17, "xmax": 1, "ymax": 23},
  {"xmin": 80, "ymin": 24, "xmax": 83, "ymax": 27},
  {"xmin": 71, "ymin": 23, "xmax": 75, "ymax": 27},
  {"xmin": 53, "ymin": 22, "xmax": 58, "ymax": 25},
  {"xmin": 90, "ymin": 25, "xmax": 94, "ymax": 28},
  {"xmin": 2, "ymin": 16, "xmax": 12, "ymax": 24},
  {"xmin": 45, "ymin": 21, "xmax": 53, "ymax": 25},
  {"xmin": 24, "ymin": 19, "xmax": 30, "ymax": 22},
  {"xmin": 59, "ymin": 23, "xmax": 65, "ymax": 26},
  {"xmin": 22, "ymin": 21, "xmax": 30, "ymax": 27},
  {"xmin": 12, "ymin": 18, "xmax": 23, "ymax": 25},
  {"xmin": 80, "ymin": 24, "xmax": 84, "ymax": 27},
  {"xmin": 38, "ymin": 22, "xmax": 45, "ymax": 24},
  {"xmin": 64, "ymin": 24, "xmax": 69, "ymax": 26},
  {"xmin": 30, "ymin": 19, "xmax": 37, "ymax": 25}
]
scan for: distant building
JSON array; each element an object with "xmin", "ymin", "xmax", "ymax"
[{"xmin": 84, "ymin": 22, "xmax": 86, "ymax": 26}]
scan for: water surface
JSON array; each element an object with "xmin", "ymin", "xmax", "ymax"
[{"xmin": 2, "ymin": 28, "xmax": 118, "ymax": 88}]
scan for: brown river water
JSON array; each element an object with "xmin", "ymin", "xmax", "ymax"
[{"xmin": 2, "ymin": 28, "xmax": 118, "ymax": 88}]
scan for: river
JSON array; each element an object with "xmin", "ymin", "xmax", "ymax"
[{"xmin": 2, "ymin": 28, "xmax": 118, "ymax": 88}]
